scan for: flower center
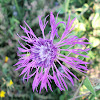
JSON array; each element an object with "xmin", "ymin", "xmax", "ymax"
[{"xmin": 31, "ymin": 38, "xmax": 57, "ymax": 68}]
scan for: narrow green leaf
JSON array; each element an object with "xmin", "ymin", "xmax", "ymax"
[
  {"xmin": 65, "ymin": 0, "xmax": 70, "ymax": 12},
  {"xmin": 14, "ymin": 0, "xmax": 21, "ymax": 18},
  {"xmin": 89, "ymin": 90, "xmax": 100, "ymax": 100},
  {"xmin": 83, "ymin": 77, "xmax": 96, "ymax": 95}
]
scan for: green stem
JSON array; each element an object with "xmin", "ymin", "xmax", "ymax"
[
  {"xmin": 71, "ymin": 78, "xmax": 85, "ymax": 100},
  {"xmin": 65, "ymin": 0, "xmax": 70, "ymax": 21}
]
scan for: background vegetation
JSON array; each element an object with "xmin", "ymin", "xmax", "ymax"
[{"xmin": 0, "ymin": 0, "xmax": 100, "ymax": 100}]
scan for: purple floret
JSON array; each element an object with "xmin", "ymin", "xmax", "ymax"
[{"xmin": 31, "ymin": 38, "xmax": 58, "ymax": 68}]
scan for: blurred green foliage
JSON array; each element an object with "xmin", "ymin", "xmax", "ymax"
[{"xmin": 0, "ymin": 0, "xmax": 100, "ymax": 100}]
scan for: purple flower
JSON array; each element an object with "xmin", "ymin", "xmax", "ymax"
[{"xmin": 15, "ymin": 12, "xmax": 90, "ymax": 92}]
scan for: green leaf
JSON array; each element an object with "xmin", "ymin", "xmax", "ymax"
[
  {"xmin": 83, "ymin": 77, "xmax": 96, "ymax": 96},
  {"xmin": 60, "ymin": 95, "xmax": 65, "ymax": 100},
  {"xmin": 89, "ymin": 90, "xmax": 100, "ymax": 100}
]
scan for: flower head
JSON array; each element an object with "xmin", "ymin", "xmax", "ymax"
[
  {"xmin": 15, "ymin": 12, "xmax": 90, "ymax": 92},
  {"xmin": 0, "ymin": 90, "xmax": 6, "ymax": 98}
]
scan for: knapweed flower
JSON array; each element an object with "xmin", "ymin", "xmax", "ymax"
[
  {"xmin": 15, "ymin": 12, "xmax": 90, "ymax": 92},
  {"xmin": 0, "ymin": 90, "xmax": 6, "ymax": 98}
]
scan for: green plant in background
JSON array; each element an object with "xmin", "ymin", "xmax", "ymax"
[{"xmin": 0, "ymin": 0, "xmax": 100, "ymax": 100}]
